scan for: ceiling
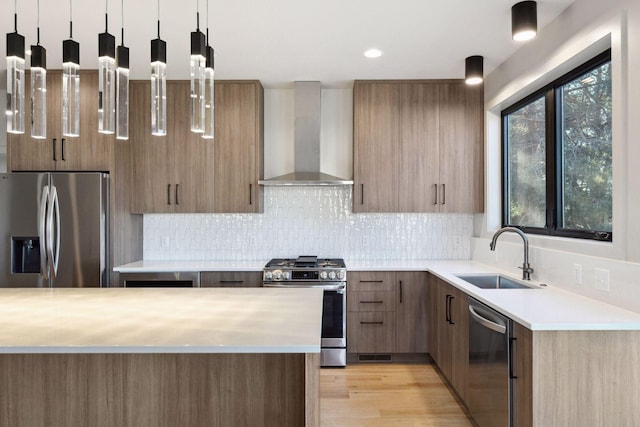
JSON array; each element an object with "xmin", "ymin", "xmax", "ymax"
[{"xmin": 2, "ymin": 0, "xmax": 575, "ymax": 88}]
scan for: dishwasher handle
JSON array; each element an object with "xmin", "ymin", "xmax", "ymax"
[{"xmin": 469, "ymin": 304, "xmax": 507, "ymax": 334}]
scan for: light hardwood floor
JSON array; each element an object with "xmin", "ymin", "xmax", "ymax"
[{"xmin": 320, "ymin": 363, "xmax": 473, "ymax": 427}]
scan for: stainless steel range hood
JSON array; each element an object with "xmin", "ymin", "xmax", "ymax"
[{"xmin": 259, "ymin": 82, "xmax": 353, "ymax": 186}]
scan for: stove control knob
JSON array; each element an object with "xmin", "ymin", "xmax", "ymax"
[
  {"xmin": 328, "ymin": 271, "xmax": 336, "ymax": 280},
  {"xmin": 320, "ymin": 271, "xmax": 328, "ymax": 280},
  {"xmin": 273, "ymin": 270, "xmax": 282, "ymax": 280},
  {"xmin": 265, "ymin": 271, "xmax": 273, "ymax": 280},
  {"xmin": 283, "ymin": 271, "xmax": 291, "ymax": 280},
  {"xmin": 338, "ymin": 271, "xmax": 345, "ymax": 280}
]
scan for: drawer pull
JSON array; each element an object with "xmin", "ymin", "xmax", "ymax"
[
  {"xmin": 359, "ymin": 280, "xmax": 384, "ymax": 283},
  {"xmin": 220, "ymin": 280, "xmax": 244, "ymax": 284},
  {"xmin": 360, "ymin": 321, "xmax": 384, "ymax": 325},
  {"xmin": 360, "ymin": 300, "xmax": 383, "ymax": 304}
]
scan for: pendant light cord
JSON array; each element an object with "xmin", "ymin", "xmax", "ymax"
[
  {"xmin": 121, "ymin": 0, "xmax": 124, "ymax": 45},
  {"xmin": 196, "ymin": 0, "xmax": 200, "ymax": 31},
  {"xmin": 14, "ymin": 0, "xmax": 17, "ymax": 32},
  {"xmin": 206, "ymin": 0, "xmax": 209, "ymax": 44},
  {"xmin": 37, "ymin": 0, "xmax": 40, "ymax": 44},
  {"xmin": 69, "ymin": 0, "xmax": 73, "ymax": 38},
  {"xmin": 157, "ymin": 0, "xmax": 161, "ymax": 38}
]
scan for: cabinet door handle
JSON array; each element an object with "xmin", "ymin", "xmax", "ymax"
[
  {"xmin": 449, "ymin": 295, "xmax": 455, "ymax": 325},
  {"xmin": 360, "ymin": 300, "xmax": 383, "ymax": 304},
  {"xmin": 434, "ymin": 183, "xmax": 438, "ymax": 205},
  {"xmin": 509, "ymin": 337, "xmax": 518, "ymax": 379},
  {"xmin": 441, "ymin": 184, "xmax": 446, "ymax": 205},
  {"xmin": 399, "ymin": 280, "xmax": 403, "ymax": 303},
  {"xmin": 360, "ymin": 321, "xmax": 384, "ymax": 325},
  {"xmin": 445, "ymin": 295, "xmax": 451, "ymax": 323},
  {"xmin": 167, "ymin": 184, "xmax": 172, "ymax": 206},
  {"xmin": 52, "ymin": 138, "xmax": 57, "ymax": 161},
  {"xmin": 359, "ymin": 280, "xmax": 383, "ymax": 283},
  {"xmin": 361, "ymin": 184, "xmax": 364, "ymax": 205},
  {"xmin": 249, "ymin": 183, "xmax": 253, "ymax": 205},
  {"xmin": 61, "ymin": 138, "xmax": 66, "ymax": 161},
  {"xmin": 175, "ymin": 184, "xmax": 179, "ymax": 206}
]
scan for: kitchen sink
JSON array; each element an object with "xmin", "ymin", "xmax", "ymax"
[{"xmin": 454, "ymin": 274, "xmax": 540, "ymax": 289}]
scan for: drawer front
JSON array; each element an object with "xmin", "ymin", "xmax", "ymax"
[
  {"xmin": 200, "ymin": 271, "xmax": 263, "ymax": 287},
  {"xmin": 348, "ymin": 291, "xmax": 395, "ymax": 312},
  {"xmin": 347, "ymin": 311, "xmax": 396, "ymax": 353},
  {"xmin": 348, "ymin": 271, "xmax": 396, "ymax": 292}
]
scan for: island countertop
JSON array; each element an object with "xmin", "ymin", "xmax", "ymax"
[{"xmin": 0, "ymin": 288, "xmax": 323, "ymax": 354}]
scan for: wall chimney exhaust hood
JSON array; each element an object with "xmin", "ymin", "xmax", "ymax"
[{"xmin": 259, "ymin": 82, "xmax": 353, "ymax": 186}]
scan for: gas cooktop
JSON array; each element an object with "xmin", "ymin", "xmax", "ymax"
[{"xmin": 264, "ymin": 256, "xmax": 346, "ymax": 269}]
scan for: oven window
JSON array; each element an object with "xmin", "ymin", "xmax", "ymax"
[{"xmin": 322, "ymin": 290, "xmax": 344, "ymax": 339}]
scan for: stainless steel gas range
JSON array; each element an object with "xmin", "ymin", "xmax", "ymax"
[{"xmin": 263, "ymin": 256, "xmax": 346, "ymax": 367}]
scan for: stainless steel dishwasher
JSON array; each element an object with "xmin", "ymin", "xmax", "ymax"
[{"xmin": 467, "ymin": 297, "xmax": 513, "ymax": 427}]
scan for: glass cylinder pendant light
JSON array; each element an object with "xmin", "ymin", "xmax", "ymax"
[
  {"xmin": 203, "ymin": 0, "xmax": 214, "ymax": 140},
  {"xmin": 30, "ymin": 46, "xmax": 47, "ymax": 139},
  {"xmin": 6, "ymin": 4, "xmax": 26, "ymax": 135},
  {"xmin": 98, "ymin": 1, "xmax": 116, "ymax": 134},
  {"xmin": 62, "ymin": 0, "xmax": 80, "ymax": 137},
  {"xmin": 190, "ymin": 1, "xmax": 206, "ymax": 133},
  {"xmin": 151, "ymin": 0, "xmax": 167, "ymax": 136},
  {"xmin": 116, "ymin": 0, "xmax": 129, "ymax": 140}
]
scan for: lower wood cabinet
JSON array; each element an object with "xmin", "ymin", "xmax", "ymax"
[
  {"xmin": 347, "ymin": 271, "xmax": 428, "ymax": 355},
  {"xmin": 512, "ymin": 322, "xmax": 533, "ymax": 427},
  {"xmin": 200, "ymin": 271, "xmax": 263, "ymax": 287},
  {"xmin": 428, "ymin": 274, "xmax": 468, "ymax": 402}
]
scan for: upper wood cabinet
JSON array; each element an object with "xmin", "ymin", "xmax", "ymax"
[
  {"xmin": 130, "ymin": 80, "xmax": 263, "ymax": 214},
  {"xmin": 8, "ymin": 70, "xmax": 113, "ymax": 172},
  {"xmin": 353, "ymin": 80, "xmax": 483, "ymax": 213},
  {"xmin": 214, "ymin": 81, "xmax": 264, "ymax": 213}
]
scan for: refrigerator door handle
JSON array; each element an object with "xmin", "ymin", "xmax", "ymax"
[
  {"xmin": 48, "ymin": 186, "xmax": 61, "ymax": 277},
  {"xmin": 39, "ymin": 185, "xmax": 50, "ymax": 280}
]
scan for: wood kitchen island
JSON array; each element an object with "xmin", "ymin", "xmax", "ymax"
[{"xmin": 0, "ymin": 288, "xmax": 323, "ymax": 427}]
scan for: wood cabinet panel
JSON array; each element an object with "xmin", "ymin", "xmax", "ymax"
[
  {"xmin": 348, "ymin": 291, "xmax": 395, "ymax": 312},
  {"xmin": 438, "ymin": 83, "xmax": 483, "ymax": 213},
  {"xmin": 347, "ymin": 312, "xmax": 396, "ymax": 354},
  {"xmin": 396, "ymin": 271, "xmax": 429, "ymax": 353},
  {"xmin": 130, "ymin": 81, "xmax": 174, "ymax": 213},
  {"xmin": 353, "ymin": 83, "xmax": 399, "ymax": 213},
  {"xmin": 353, "ymin": 80, "xmax": 483, "ymax": 213},
  {"xmin": 200, "ymin": 271, "xmax": 263, "ymax": 287},
  {"xmin": 214, "ymin": 81, "xmax": 263, "ymax": 213},
  {"xmin": 398, "ymin": 84, "xmax": 440, "ymax": 212},
  {"xmin": 348, "ymin": 271, "xmax": 396, "ymax": 292},
  {"xmin": 513, "ymin": 322, "xmax": 533, "ymax": 427}
]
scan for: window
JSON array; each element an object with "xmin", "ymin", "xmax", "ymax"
[{"xmin": 502, "ymin": 50, "xmax": 612, "ymax": 241}]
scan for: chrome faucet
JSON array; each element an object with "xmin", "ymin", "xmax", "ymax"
[{"xmin": 489, "ymin": 227, "xmax": 534, "ymax": 280}]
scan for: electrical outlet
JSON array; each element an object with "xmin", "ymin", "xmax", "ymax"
[
  {"xmin": 595, "ymin": 268, "xmax": 610, "ymax": 291},
  {"xmin": 573, "ymin": 263, "xmax": 582, "ymax": 285},
  {"xmin": 453, "ymin": 235, "xmax": 462, "ymax": 247}
]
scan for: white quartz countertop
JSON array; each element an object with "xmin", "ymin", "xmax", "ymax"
[
  {"xmin": 113, "ymin": 260, "xmax": 268, "ymax": 273},
  {"xmin": 0, "ymin": 288, "xmax": 322, "ymax": 354},
  {"xmin": 348, "ymin": 259, "xmax": 640, "ymax": 331}
]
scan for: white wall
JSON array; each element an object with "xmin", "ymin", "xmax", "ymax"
[{"xmin": 475, "ymin": 0, "xmax": 640, "ymax": 312}]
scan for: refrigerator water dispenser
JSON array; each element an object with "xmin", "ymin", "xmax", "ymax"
[{"xmin": 12, "ymin": 238, "xmax": 41, "ymax": 274}]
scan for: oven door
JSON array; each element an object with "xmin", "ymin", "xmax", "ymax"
[{"xmin": 263, "ymin": 282, "xmax": 346, "ymax": 348}]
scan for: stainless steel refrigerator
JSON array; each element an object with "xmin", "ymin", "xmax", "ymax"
[{"xmin": 0, "ymin": 172, "xmax": 109, "ymax": 287}]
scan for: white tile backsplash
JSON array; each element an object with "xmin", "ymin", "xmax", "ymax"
[{"xmin": 144, "ymin": 186, "xmax": 473, "ymax": 261}]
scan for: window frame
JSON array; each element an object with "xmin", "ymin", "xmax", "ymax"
[{"xmin": 501, "ymin": 49, "xmax": 613, "ymax": 242}]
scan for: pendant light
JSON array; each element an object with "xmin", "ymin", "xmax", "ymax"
[
  {"xmin": 190, "ymin": 0, "xmax": 206, "ymax": 133},
  {"xmin": 151, "ymin": 0, "xmax": 167, "ymax": 136},
  {"xmin": 203, "ymin": 0, "xmax": 214, "ymax": 140},
  {"xmin": 512, "ymin": 1, "xmax": 537, "ymax": 42},
  {"xmin": 116, "ymin": 0, "xmax": 130, "ymax": 140},
  {"xmin": 98, "ymin": 0, "xmax": 116, "ymax": 134},
  {"xmin": 465, "ymin": 56, "xmax": 483, "ymax": 85},
  {"xmin": 62, "ymin": 0, "xmax": 80, "ymax": 137},
  {"xmin": 31, "ymin": 0, "xmax": 47, "ymax": 139},
  {"xmin": 6, "ymin": 1, "xmax": 25, "ymax": 135}
]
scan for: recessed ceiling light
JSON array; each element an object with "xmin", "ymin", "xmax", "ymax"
[{"xmin": 364, "ymin": 49, "xmax": 383, "ymax": 59}]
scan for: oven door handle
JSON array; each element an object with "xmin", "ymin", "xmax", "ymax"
[{"xmin": 263, "ymin": 283, "xmax": 346, "ymax": 292}]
